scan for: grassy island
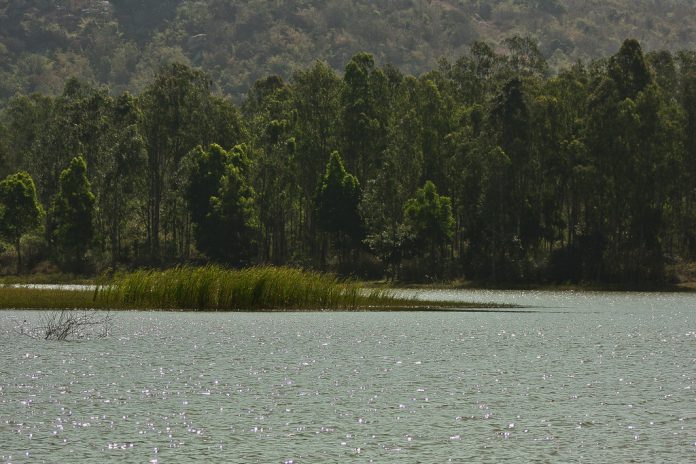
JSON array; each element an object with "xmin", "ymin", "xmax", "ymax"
[{"xmin": 0, "ymin": 266, "xmax": 506, "ymax": 311}]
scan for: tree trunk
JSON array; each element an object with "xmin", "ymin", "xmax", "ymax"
[{"xmin": 15, "ymin": 238, "xmax": 22, "ymax": 275}]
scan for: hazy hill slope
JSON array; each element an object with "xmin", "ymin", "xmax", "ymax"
[{"xmin": 1, "ymin": 0, "xmax": 695, "ymax": 102}]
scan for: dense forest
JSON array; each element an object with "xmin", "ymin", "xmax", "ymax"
[
  {"xmin": 1, "ymin": 1, "xmax": 696, "ymax": 104},
  {"xmin": 1, "ymin": 36, "xmax": 696, "ymax": 284}
]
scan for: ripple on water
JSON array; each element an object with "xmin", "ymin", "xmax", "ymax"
[{"xmin": 1, "ymin": 292, "xmax": 696, "ymax": 462}]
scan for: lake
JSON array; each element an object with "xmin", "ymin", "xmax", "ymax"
[{"xmin": 1, "ymin": 290, "xmax": 695, "ymax": 462}]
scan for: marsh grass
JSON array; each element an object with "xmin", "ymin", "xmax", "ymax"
[
  {"xmin": 1, "ymin": 266, "xmax": 505, "ymax": 311},
  {"xmin": 0, "ymin": 287, "xmax": 107, "ymax": 309},
  {"xmin": 96, "ymin": 265, "xmax": 412, "ymax": 311}
]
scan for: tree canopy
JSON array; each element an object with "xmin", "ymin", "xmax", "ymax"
[
  {"xmin": 1, "ymin": 39, "xmax": 696, "ymax": 285},
  {"xmin": 0, "ymin": 171, "xmax": 43, "ymax": 273},
  {"xmin": 50, "ymin": 156, "xmax": 95, "ymax": 273}
]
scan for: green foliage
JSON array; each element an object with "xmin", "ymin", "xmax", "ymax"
[
  {"xmin": 0, "ymin": 171, "xmax": 44, "ymax": 273},
  {"xmin": 403, "ymin": 181, "xmax": 454, "ymax": 277},
  {"xmin": 316, "ymin": 151, "xmax": 363, "ymax": 252},
  {"xmin": 140, "ymin": 63, "xmax": 243, "ymax": 261},
  {"xmin": 3, "ymin": 32, "xmax": 696, "ymax": 286},
  {"xmin": 97, "ymin": 92, "xmax": 147, "ymax": 268},
  {"xmin": 609, "ymin": 39, "xmax": 653, "ymax": 99},
  {"xmin": 186, "ymin": 144, "xmax": 257, "ymax": 264},
  {"xmin": 50, "ymin": 156, "xmax": 95, "ymax": 273}
]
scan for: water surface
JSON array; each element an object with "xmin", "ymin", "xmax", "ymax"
[{"xmin": 1, "ymin": 290, "xmax": 695, "ymax": 462}]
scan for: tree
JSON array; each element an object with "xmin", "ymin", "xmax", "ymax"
[
  {"xmin": 503, "ymin": 35, "xmax": 549, "ymax": 78},
  {"xmin": 29, "ymin": 79, "xmax": 112, "ymax": 207},
  {"xmin": 316, "ymin": 151, "xmax": 362, "ymax": 265},
  {"xmin": 0, "ymin": 93, "xmax": 53, "ymax": 176},
  {"xmin": 340, "ymin": 52, "xmax": 388, "ymax": 181},
  {"xmin": 0, "ymin": 172, "xmax": 43, "ymax": 274},
  {"xmin": 361, "ymin": 74, "xmax": 424, "ymax": 279},
  {"xmin": 487, "ymin": 77, "xmax": 542, "ymax": 278},
  {"xmin": 583, "ymin": 39, "xmax": 671, "ymax": 283},
  {"xmin": 186, "ymin": 144, "xmax": 257, "ymax": 264},
  {"xmin": 50, "ymin": 156, "xmax": 95, "ymax": 273},
  {"xmin": 140, "ymin": 63, "xmax": 221, "ymax": 262},
  {"xmin": 609, "ymin": 39, "xmax": 652, "ymax": 100},
  {"xmin": 96, "ymin": 92, "xmax": 147, "ymax": 268},
  {"xmin": 291, "ymin": 61, "xmax": 342, "ymax": 262},
  {"xmin": 403, "ymin": 180, "xmax": 454, "ymax": 278},
  {"xmin": 244, "ymin": 75, "xmax": 296, "ymax": 265}
]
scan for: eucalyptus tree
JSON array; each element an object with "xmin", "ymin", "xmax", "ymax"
[
  {"xmin": 0, "ymin": 171, "xmax": 43, "ymax": 274},
  {"xmin": 140, "ymin": 63, "xmax": 233, "ymax": 262},
  {"xmin": 584, "ymin": 39, "xmax": 671, "ymax": 282},
  {"xmin": 677, "ymin": 52, "xmax": 696, "ymax": 257},
  {"xmin": 0, "ymin": 93, "xmax": 53, "ymax": 176},
  {"xmin": 417, "ymin": 77, "xmax": 451, "ymax": 193},
  {"xmin": 185, "ymin": 143, "xmax": 257, "ymax": 264},
  {"xmin": 50, "ymin": 156, "xmax": 95, "ymax": 273},
  {"xmin": 26, "ymin": 79, "xmax": 111, "ymax": 206},
  {"xmin": 403, "ymin": 180, "xmax": 454, "ymax": 278},
  {"xmin": 361, "ymin": 74, "xmax": 423, "ymax": 277},
  {"xmin": 98, "ymin": 93, "xmax": 147, "ymax": 268},
  {"xmin": 446, "ymin": 41, "xmax": 508, "ymax": 107},
  {"xmin": 486, "ymin": 77, "xmax": 541, "ymax": 278},
  {"xmin": 290, "ymin": 61, "xmax": 342, "ymax": 260},
  {"xmin": 243, "ymin": 75, "xmax": 297, "ymax": 264},
  {"xmin": 340, "ymin": 52, "xmax": 389, "ymax": 182},
  {"xmin": 316, "ymin": 151, "xmax": 362, "ymax": 266},
  {"xmin": 503, "ymin": 35, "xmax": 549, "ymax": 79}
]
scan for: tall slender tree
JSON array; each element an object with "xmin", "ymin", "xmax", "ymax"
[
  {"xmin": 50, "ymin": 156, "xmax": 95, "ymax": 273},
  {"xmin": 0, "ymin": 171, "xmax": 43, "ymax": 274}
]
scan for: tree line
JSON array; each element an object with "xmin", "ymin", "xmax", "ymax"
[{"xmin": 1, "ymin": 38, "xmax": 695, "ymax": 284}]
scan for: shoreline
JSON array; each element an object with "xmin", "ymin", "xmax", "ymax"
[
  {"xmin": 3, "ymin": 274, "xmax": 696, "ymax": 293},
  {"xmin": 367, "ymin": 276, "xmax": 696, "ymax": 293},
  {"xmin": 0, "ymin": 285, "xmax": 519, "ymax": 312}
]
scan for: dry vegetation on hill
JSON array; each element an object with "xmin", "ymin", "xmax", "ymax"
[{"xmin": 1, "ymin": 0, "xmax": 695, "ymax": 102}]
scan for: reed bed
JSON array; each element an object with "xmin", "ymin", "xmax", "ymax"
[
  {"xmin": 1, "ymin": 266, "xmax": 507, "ymax": 311},
  {"xmin": 0, "ymin": 287, "xmax": 108, "ymax": 309},
  {"xmin": 96, "ymin": 265, "xmax": 404, "ymax": 311}
]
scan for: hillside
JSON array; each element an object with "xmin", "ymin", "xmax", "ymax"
[{"xmin": 1, "ymin": 1, "xmax": 695, "ymax": 102}]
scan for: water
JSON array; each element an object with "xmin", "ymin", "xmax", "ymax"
[{"xmin": 1, "ymin": 290, "xmax": 695, "ymax": 462}]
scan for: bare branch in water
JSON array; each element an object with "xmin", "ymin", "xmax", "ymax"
[{"xmin": 16, "ymin": 310, "xmax": 112, "ymax": 341}]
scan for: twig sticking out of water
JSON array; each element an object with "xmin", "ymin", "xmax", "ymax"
[{"xmin": 17, "ymin": 310, "xmax": 112, "ymax": 341}]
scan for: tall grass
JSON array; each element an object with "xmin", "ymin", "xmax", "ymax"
[
  {"xmin": 97, "ymin": 265, "xmax": 401, "ymax": 311},
  {"xmin": 0, "ymin": 287, "xmax": 108, "ymax": 309}
]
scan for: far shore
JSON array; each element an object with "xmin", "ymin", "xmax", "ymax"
[
  {"xmin": 365, "ymin": 279, "xmax": 696, "ymax": 293},
  {"xmin": 2, "ymin": 273, "xmax": 696, "ymax": 293}
]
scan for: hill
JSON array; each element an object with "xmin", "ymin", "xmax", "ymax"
[{"xmin": 1, "ymin": 0, "xmax": 695, "ymax": 103}]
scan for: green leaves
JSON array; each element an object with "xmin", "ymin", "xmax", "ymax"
[
  {"xmin": 50, "ymin": 156, "xmax": 95, "ymax": 273},
  {"xmin": 0, "ymin": 170, "xmax": 44, "ymax": 273},
  {"xmin": 316, "ymin": 151, "xmax": 362, "ymax": 242},
  {"xmin": 404, "ymin": 180, "xmax": 454, "ymax": 248},
  {"xmin": 401, "ymin": 181, "xmax": 454, "ymax": 278},
  {"xmin": 609, "ymin": 39, "xmax": 653, "ymax": 100},
  {"xmin": 185, "ymin": 144, "xmax": 257, "ymax": 264},
  {"xmin": 0, "ymin": 172, "xmax": 43, "ymax": 245}
]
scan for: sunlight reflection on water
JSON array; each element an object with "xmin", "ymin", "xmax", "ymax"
[{"xmin": 1, "ymin": 290, "xmax": 695, "ymax": 462}]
